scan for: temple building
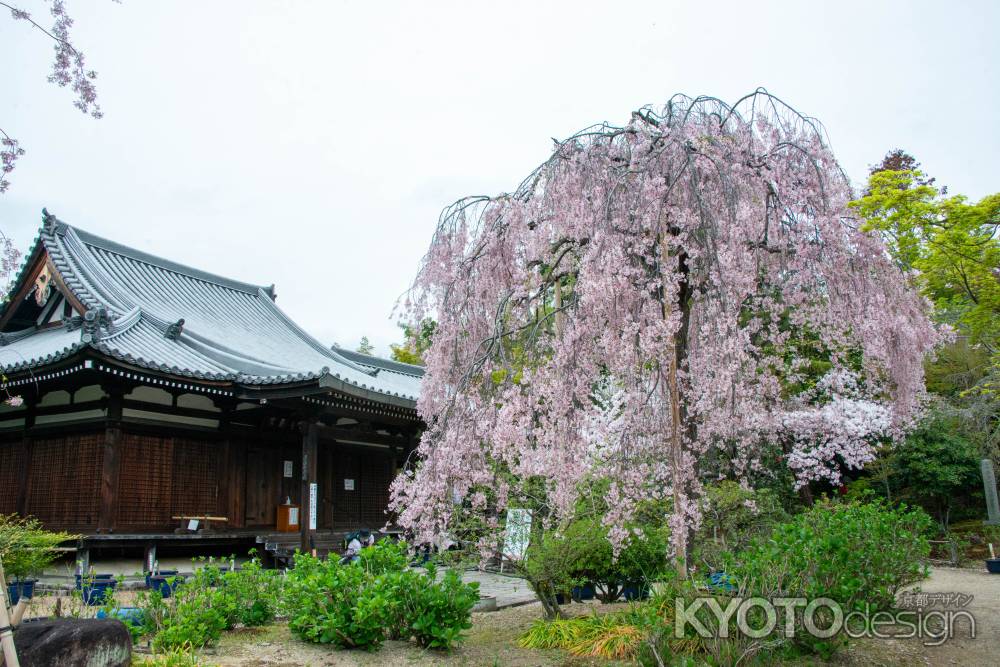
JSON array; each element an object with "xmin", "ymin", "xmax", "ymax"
[{"xmin": 0, "ymin": 210, "xmax": 422, "ymax": 561}]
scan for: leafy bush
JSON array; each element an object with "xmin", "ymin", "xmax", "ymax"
[
  {"xmin": 691, "ymin": 481, "xmax": 788, "ymax": 571},
  {"xmin": 286, "ymin": 554, "xmax": 386, "ymax": 649},
  {"xmin": 0, "ymin": 514, "xmax": 75, "ymax": 580},
  {"xmin": 285, "ymin": 540, "xmax": 479, "ymax": 651},
  {"xmin": 145, "ymin": 556, "xmax": 282, "ymax": 651},
  {"xmin": 731, "ymin": 499, "xmax": 932, "ymax": 613},
  {"xmin": 396, "ymin": 564, "xmax": 479, "ymax": 648},
  {"xmin": 152, "ymin": 579, "xmax": 228, "ymax": 651},
  {"xmin": 355, "ymin": 538, "xmax": 409, "ymax": 575},
  {"xmin": 523, "ymin": 518, "xmax": 670, "ymax": 615}
]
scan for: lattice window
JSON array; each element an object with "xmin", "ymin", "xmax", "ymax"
[
  {"xmin": 0, "ymin": 441, "xmax": 25, "ymax": 514},
  {"xmin": 116, "ymin": 433, "xmax": 174, "ymax": 528},
  {"xmin": 25, "ymin": 434, "xmax": 103, "ymax": 530},
  {"xmin": 170, "ymin": 437, "xmax": 219, "ymax": 517},
  {"xmin": 116, "ymin": 433, "xmax": 221, "ymax": 529}
]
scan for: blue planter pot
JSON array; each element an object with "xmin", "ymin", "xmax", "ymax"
[
  {"xmin": 987, "ymin": 559, "xmax": 1000, "ymax": 574},
  {"xmin": 621, "ymin": 583, "xmax": 650, "ymax": 601},
  {"xmin": 81, "ymin": 578, "xmax": 117, "ymax": 606},
  {"xmin": 97, "ymin": 606, "xmax": 146, "ymax": 626},
  {"xmin": 148, "ymin": 574, "xmax": 184, "ymax": 598},
  {"xmin": 6, "ymin": 579, "xmax": 36, "ymax": 605},
  {"xmin": 144, "ymin": 569, "xmax": 178, "ymax": 588},
  {"xmin": 76, "ymin": 573, "xmax": 115, "ymax": 589},
  {"xmin": 572, "ymin": 583, "xmax": 596, "ymax": 601},
  {"xmin": 708, "ymin": 571, "xmax": 737, "ymax": 592}
]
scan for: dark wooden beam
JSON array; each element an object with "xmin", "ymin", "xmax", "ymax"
[
  {"xmin": 314, "ymin": 423, "xmax": 408, "ymax": 448},
  {"xmin": 15, "ymin": 399, "xmax": 36, "ymax": 516},
  {"xmin": 300, "ymin": 421, "xmax": 319, "ymax": 554},
  {"xmin": 97, "ymin": 392, "xmax": 124, "ymax": 533}
]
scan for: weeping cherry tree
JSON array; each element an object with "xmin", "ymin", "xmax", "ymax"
[{"xmin": 391, "ymin": 91, "xmax": 942, "ymax": 574}]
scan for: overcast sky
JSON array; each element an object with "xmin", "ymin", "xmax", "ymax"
[{"xmin": 3, "ymin": 1, "xmax": 998, "ymax": 356}]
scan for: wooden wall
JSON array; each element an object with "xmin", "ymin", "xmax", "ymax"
[
  {"xmin": 243, "ymin": 439, "xmax": 300, "ymax": 528},
  {"xmin": 0, "ymin": 429, "xmax": 399, "ymax": 534},
  {"xmin": 320, "ymin": 444, "xmax": 394, "ymax": 529},
  {"xmin": 0, "ymin": 432, "xmax": 106, "ymax": 531},
  {"xmin": 115, "ymin": 432, "xmax": 224, "ymax": 531}
]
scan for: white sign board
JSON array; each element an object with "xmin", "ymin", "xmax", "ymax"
[
  {"xmin": 308, "ymin": 483, "xmax": 318, "ymax": 530},
  {"xmin": 187, "ymin": 519, "xmax": 199, "ymax": 531},
  {"xmin": 288, "ymin": 507, "xmax": 299, "ymax": 527},
  {"xmin": 283, "ymin": 460, "xmax": 293, "ymax": 478},
  {"xmin": 344, "ymin": 478, "xmax": 355, "ymax": 491},
  {"xmin": 501, "ymin": 509, "xmax": 532, "ymax": 561}
]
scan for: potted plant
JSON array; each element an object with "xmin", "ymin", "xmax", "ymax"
[
  {"xmin": 0, "ymin": 514, "xmax": 75, "ymax": 604},
  {"xmin": 986, "ymin": 544, "xmax": 1000, "ymax": 574}
]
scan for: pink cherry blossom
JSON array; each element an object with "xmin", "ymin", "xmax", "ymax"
[{"xmin": 390, "ymin": 92, "xmax": 943, "ymax": 561}]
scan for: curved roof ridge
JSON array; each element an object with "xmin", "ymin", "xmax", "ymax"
[
  {"xmin": 100, "ymin": 306, "xmax": 144, "ymax": 341},
  {"xmin": 333, "ymin": 347, "xmax": 426, "ymax": 378},
  {"xmin": 178, "ymin": 324, "xmax": 300, "ymax": 377},
  {"xmin": 56, "ymin": 226, "xmax": 141, "ymax": 315},
  {"xmin": 69, "ymin": 224, "xmax": 274, "ymax": 297},
  {"xmin": 255, "ymin": 289, "xmax": 380, "ymax": 378}
]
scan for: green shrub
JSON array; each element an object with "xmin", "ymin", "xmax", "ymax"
[
  {"xmin": 398, "ymin": 564, "xmax": 478, "ymax": 649},
  {"xmin": 286, "ymin": 554, "xmax": 384, "ymax": 649},
  {"xmin": 356, "ymin": 538, "xmax": 409, "ymax": 575},
  {"xmin": 284, "ymin": 541, "xmax": 479, "ymax": 651},
  {"xmin": 731, "ymin": 499, "xmax": 932, "ymax": 613},
  {"xmin": 145, "ymin": 556, "xmax": 282, "ymax": 650},
  {"xmin": 220, "ymin": 557, "xmax": 282, "ymax": 627},
  {"xmin": 0, "ymin": 514, "xmax": 75, "ymax": 580},
  {"xmin": 523, "ymin": 518, "xmax": 670, "ymax": 614}
]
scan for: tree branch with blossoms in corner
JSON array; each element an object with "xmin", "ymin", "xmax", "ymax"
[{"xmin": 1, "ymin": 0, "xmax": 105, "ymax": 190}]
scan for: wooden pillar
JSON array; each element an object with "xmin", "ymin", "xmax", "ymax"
[
  {"xmin": 300, "ymin": 421, "xmax": 318, "ymax": 554},
  {"xmin": 97, "ymin": 392, "xmax": 124, "ymax": 533},
  {"xmin": 217, "ymin": 405, "xmax": 247, "ymax": 529},
  {"xmin": 15, "ymin": 400, "xmax": 36, "ymax": 516},
  {"xmin": 225, "ymin": 438, "xmax": 247, "ymax": 529}
]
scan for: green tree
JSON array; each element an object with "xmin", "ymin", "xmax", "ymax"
[
  {"xmin": 356, "ymin": 336, "xmax": 375, "ymax": 356},
  {"xmin": 849, "ymin": 153, "xmax": 1000, "ymax": 352},
  {"xmin": 891, "ymin": 411, "xmax": 981, "ymax": 532},
  {"xmin": 390, "ymin": 318, "xmax": 436, "ymax": 366}
]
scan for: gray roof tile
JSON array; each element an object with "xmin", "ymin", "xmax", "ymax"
[{"xmin": 0, "ymin": 213, "xmax": 421, "ymax": 405}]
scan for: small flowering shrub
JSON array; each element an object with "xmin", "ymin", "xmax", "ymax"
[{"xmin": 285, "ymin": 541, "xmax": 479, "ymax": 651}]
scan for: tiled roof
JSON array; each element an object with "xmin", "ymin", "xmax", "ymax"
[{"xmin": 0, "ymin": 212, "xmax": 421, "ymax": 405}]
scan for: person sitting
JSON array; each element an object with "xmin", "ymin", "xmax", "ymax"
[{"xmin": 339, "ymin": 528, "xmax": 374, "ymax": 564}]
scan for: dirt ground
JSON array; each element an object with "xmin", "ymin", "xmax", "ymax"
[
  {"xmin": 29, "ymin": 566, "xmax": 1000, "ymax": 666},
  {"xmin": 184, "ymin": 602, "xmax": 625, "ymax": 667},
  {"xmin": 184, "ymin": 567, "xmax": 1000, "ymax": 666},
  {"xmin": 839, "ymin": 566, "xmax": 1000, "ymax": 667}
]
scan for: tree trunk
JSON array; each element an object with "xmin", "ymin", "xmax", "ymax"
[{"xmin": 660, "ymin": 233, "xmax": 693, "ymax": 579}]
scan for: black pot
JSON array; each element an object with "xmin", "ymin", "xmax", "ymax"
[{"xmin": 986, "ymin": 558, "xmax": 1000, "ymax": 574}]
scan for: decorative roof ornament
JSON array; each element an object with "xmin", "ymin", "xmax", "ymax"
[
  {"xmin": 33, "ymin": 264, "xmax": 53, "ymax": 307},
  {"xmin": 41, "ymin": 208, "xmax": 67, "ymax": 236},
  {"xmin": 165, "ymin": 318, "xmax": 185, "ymax": 341},
  {"xmin": 80, "ymin": 306, "xmax": 110, "ymax": 343}
]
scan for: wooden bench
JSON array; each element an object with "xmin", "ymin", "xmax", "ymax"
[{"xmin": 171, "ymin": 515, "xmax": 228, "ymax": 534}]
